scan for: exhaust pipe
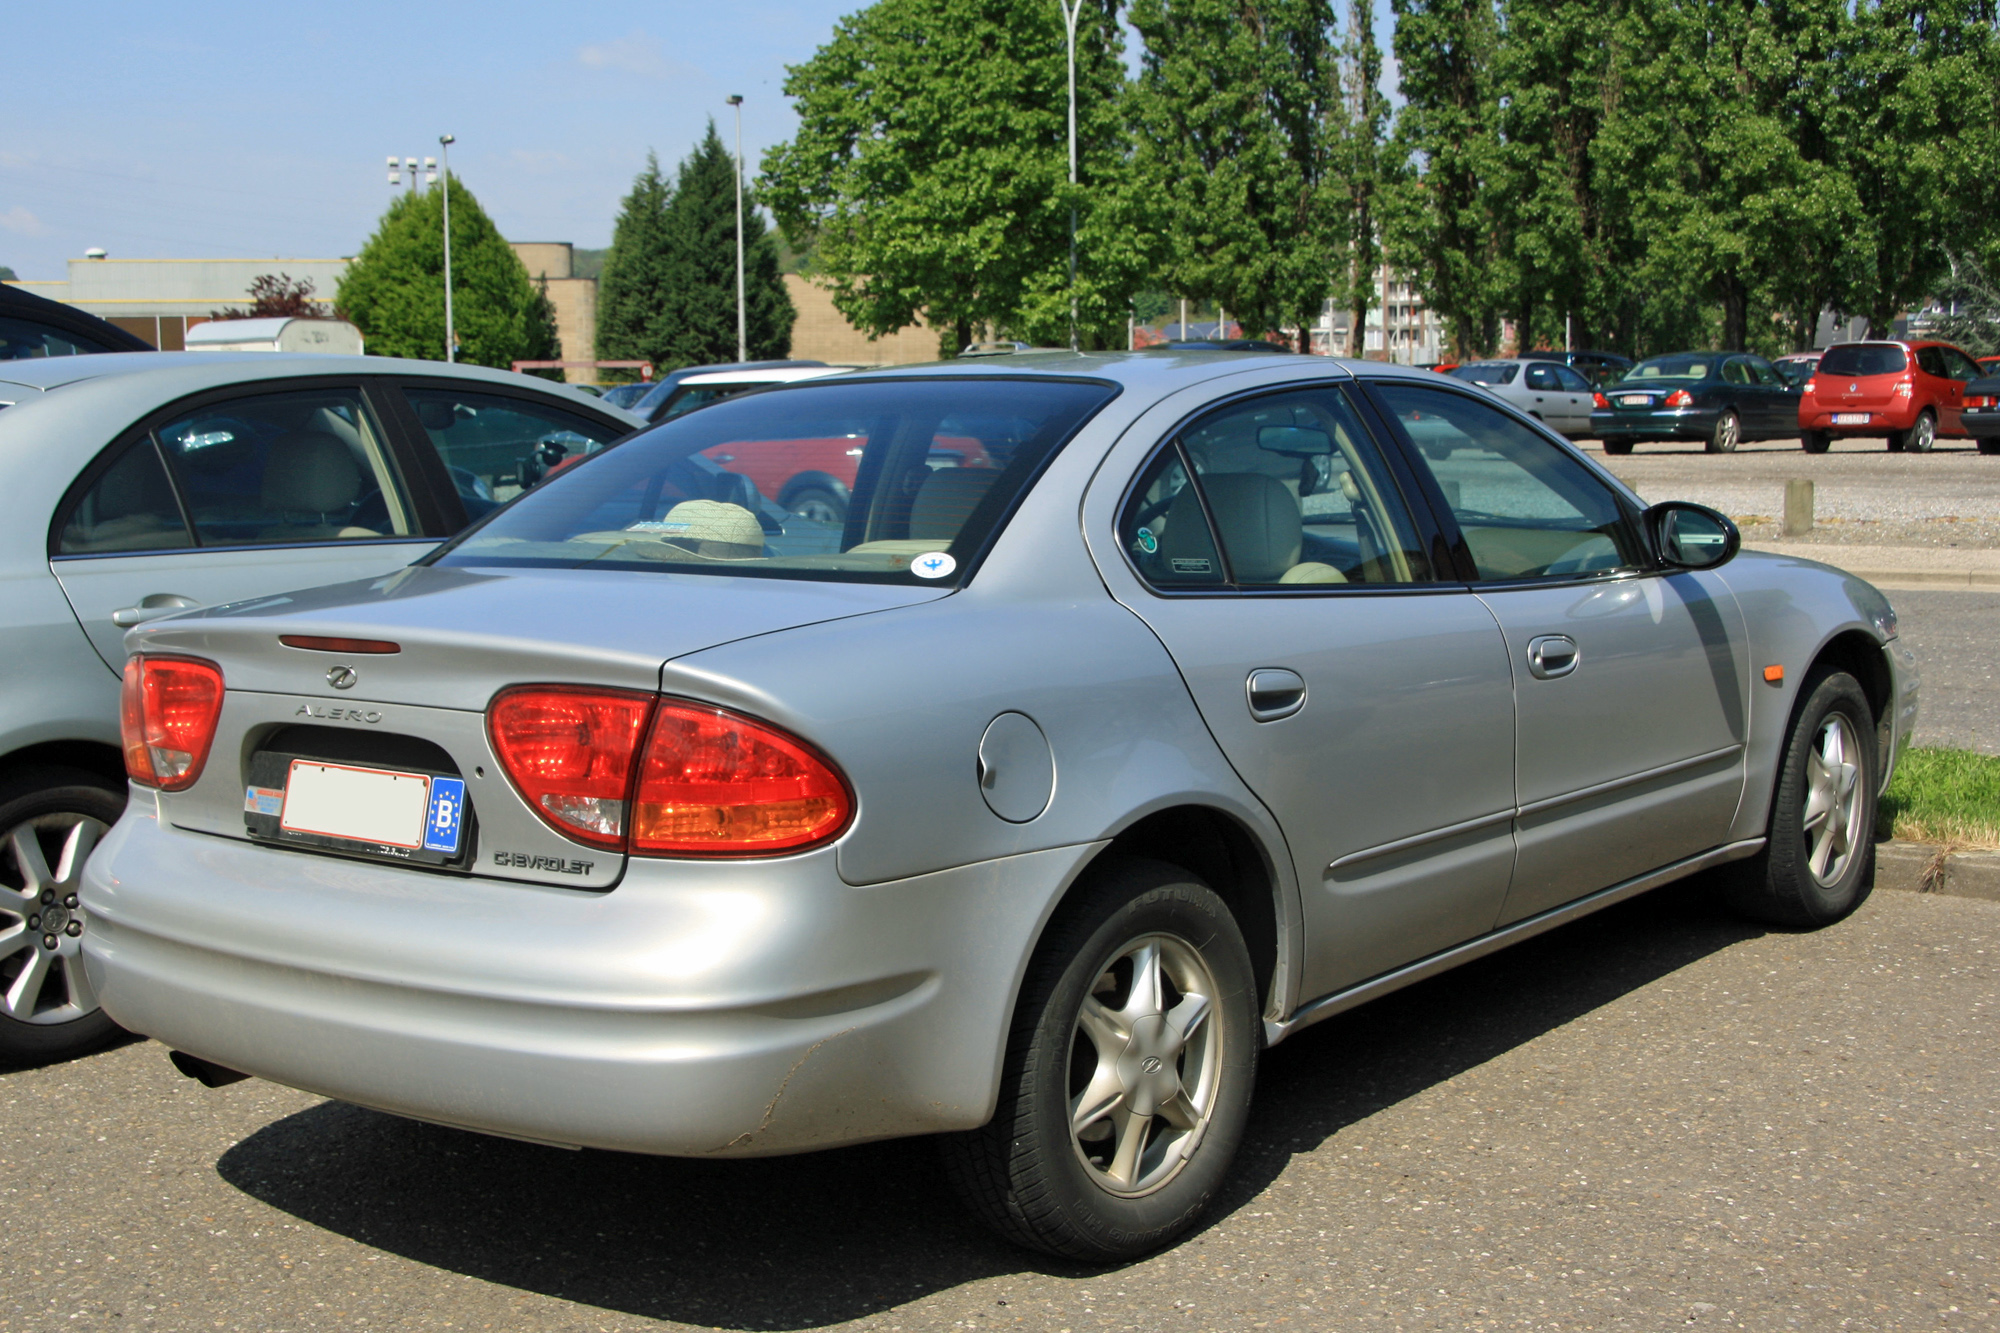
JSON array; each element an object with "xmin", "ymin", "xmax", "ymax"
[{"xmin": 168, "ymin": 1050, "xmax": 250, "ymax": 1088}]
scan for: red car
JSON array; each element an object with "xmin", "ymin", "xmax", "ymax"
[
  {"xmin": 1799, "ymin": 339, "xmax": 1987, "ymax": 453},
  {"xmin": 701, "ymin": 434, "xmax": 993, "ymax": 524}
]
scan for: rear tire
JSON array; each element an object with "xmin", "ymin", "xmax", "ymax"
[
  {"xmin": 1904, "ymin": 409, "xmax": 1937, "ymax": 453},
  {"xmin": 1800, "ymin": 430, "xmax": 1831, "ymax": 454},
  {"xmin": 941, "ymin": 858, "xmax": 1259, "ymax": 1262},
  {"xmin": 0, "ymin": 767, "xmax": 127, "ymax": 1066},
  {"xmin": 1706, "ymin": 410, "xmax": 1741, "ymax": 453},
  {"xmin": 1722, "ymin": 671, "xmax": 1877, "ymax": 929},
  {"xmin": 1601, "ymin": 437, "xmax": 1635, "ymax": 456},
  {"xmin": 1978, "ymin": 438, "xmax": 2000, "ymax": 456},
  {"xmin": 783, "ymin": 485, "xmax": 847, "ymax": 526}
]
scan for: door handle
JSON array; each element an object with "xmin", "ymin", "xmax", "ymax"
[
  {"xmin": 1246, "ymin": 668, "xmax": 1306, "ymax": 721},
  {"xmin": 111, "ymin": 593, "xmax": 201, "ymax": 628},
  {"xmin": 1526, "ymin": 634, "xmax": 1579, "ymax": 680}
]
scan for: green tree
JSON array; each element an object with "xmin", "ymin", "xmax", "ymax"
[
  {"xmin": 661, "ymin": 123, "xmax": 797, "ymax": 368},
  {"xmin": 761, "ymin": 0, "xmax": 1135, "ymax": 354},
  {"xmin": 596, "ymin": 152, "xmax": 675, "ymax": 376},
  {"xmin": 1337, "ymin": 0, "xmax": 1391, "ymax": 355},
  {"xmin": 336, "ymin": 178, "xmax": 558, "ymax": 369},
  {"xmin": 1126, "ymin": 0, "xmax": 1347, "ymax": 348}
]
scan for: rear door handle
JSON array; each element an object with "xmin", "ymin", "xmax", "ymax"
[
  {"xmin": 111, "ymin": 593, "xmax": 201, "ymax": 628},
  {"xmin": 1526, "ymin": 635, "xmax": 1579, "ymax": 680},
  {"xmin": 1246, "ymin": 668, "xmax": 1306, "ymax": 721}
]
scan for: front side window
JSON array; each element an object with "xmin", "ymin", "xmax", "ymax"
[
  {"xmin": 1553, "ymin": 365, "xmax": 1593, "ymax": 393},
  {"xmin": 403, "ymin": 386, "xmax": 627, "ymax": 517},
  {"xmin": 1373, "ymin": 382, "xmax": 1642, "ymax": 582},
  {"xmin": 0, "ymin": 316, "xmax": 113, "ymax": 360},
  {"xmin": 1525, "ymin": 364, "xmax": 1564, "ymax": 391},
  {"xmin": 1941, "ymin": 347, "xmax": 1983, "ymax": 381},
  {"xmin": 436, "ymin": 377, "xmax": 1116, "ymax": 586},
  {"xmin": 1119, "ymin": 386, "xmax": 1429, "ymax": 590},
  {"xmin": 150, "ymin": 389, "xmax": 414, "ymax": 547},
  {"xmin": 1915, "ymin": 346, "xmax": 1949, "ymax": 378}
]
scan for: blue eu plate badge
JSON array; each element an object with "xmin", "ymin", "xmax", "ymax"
[{"xmin": 423, "ymin": 777, "xmax": 466, "ymax": 854}]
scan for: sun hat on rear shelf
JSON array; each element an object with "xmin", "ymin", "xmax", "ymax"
[{"xmin": 655, "ymin": 500, "xmax": 766, "ymax": 560}]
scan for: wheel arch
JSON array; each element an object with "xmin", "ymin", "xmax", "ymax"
[
  {"xmin": 777, "ymin": 471, "xmax": 850, "ymax": 508},
  {"xmin": 0, "ymin": 739, "xmax": 126, "ymax": 793},
  {"xmin": 1805, "ymin": 628, "xmax": 1896, "ymax": 786}
]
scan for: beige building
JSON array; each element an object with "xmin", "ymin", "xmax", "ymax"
[
  {"xmin": 783, "ymin": 275, "xmax": 941, "ymax": 366},
  {"xmin": 509, "ymin": 243, "xmax": 600, "ymax": 382}
]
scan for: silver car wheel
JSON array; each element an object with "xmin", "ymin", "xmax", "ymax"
[
  {"xmin": 1910, "ymin": 411, "xmax": 1936, "ymax": 452},
  {"xmin": 1068, "ymin": 931, "xmax": 1221, "ymax": 1197},
  {"xmin": 1801, "ymin": 713, "xmax": 1864, "ymax": 888},
  {"xmin": 0, "ymin": 812, "xmax": 105, "ymax": 1025}
]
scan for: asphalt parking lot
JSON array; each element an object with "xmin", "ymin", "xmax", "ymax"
[{"xmin": 5, "ymin": 883, "xmax": 1995, "ymax": 1332}]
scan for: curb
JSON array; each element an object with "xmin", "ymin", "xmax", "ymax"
[
  {"xmin": 1839, "ymin": 570, "xmax": 2000, "ymax": 591},
  {"xmin": 1874, "ymin": 841, "xmax": 2000, "ymax": 902}
]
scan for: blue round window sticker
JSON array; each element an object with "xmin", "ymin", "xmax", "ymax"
[{"xmin": 912, "ymin": 551, "xmax": 957, "ymax": 579}]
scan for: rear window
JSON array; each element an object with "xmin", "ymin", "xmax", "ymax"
[
  {"xmin": 1624, "ymin": 355, "xmax": 1715, "ymax": 382},
  {"xmin": 1819, "ymin": 344, "xmax": 1907, "ymax": 377},
  {"xmin": 1448, "ymin": 363, "xmax": 1519, "ymax": 386},
  {"xmin": 433, "ymin": 377, "xmax": 1116, "ymax": 586}
]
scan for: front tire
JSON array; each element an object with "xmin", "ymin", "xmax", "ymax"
[
  {"xmin": 1723, "ymin": 671, "xmax": 1877, "ymax": 929},
  {"xmin": 1707, "ymin": 410, "xmax": 1741, "ymax": 453},
  {"xmin": 941, "ymin": 858, "xmax": 1259, "ymax": 1262},
  {"xmin": 0, "ymin": 767, "xmax": 127, "ymax": 1066}
]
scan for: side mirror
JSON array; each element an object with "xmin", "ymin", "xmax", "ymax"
[{"xmin": 1647, "ymin": 501, "xmax": 1739, "ymax": 571}]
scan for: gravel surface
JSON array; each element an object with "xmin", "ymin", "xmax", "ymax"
[
  {"xmin": 5, "ymin": 885, "xmax": 1995, "ymax": 1332},
  {"xmin": 1579, "ymin": 436, "xmax": 2000, "ymax": 547},
  {"xmin": 1892, "ymin": 589, "xmax": 2000, "ymax": 754}
]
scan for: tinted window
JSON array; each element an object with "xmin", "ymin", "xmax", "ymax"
[
  {"xmin": 153, "ymin": 390, "xmax": 415, "ymax": 547},
  {"xmin": 1820, "ymin": 344, "xmax": 1907, "ymax": 377},
  {"xmin": 1626, "ymin": 355, "xmax": 1715, "ymax": 381},
  {"xmin": 598, "ymin": 382, "xmax": 652, "ymax": 410},
  {"xmin": 1915, "ymin": 346, "xmax": 1948, "ymax": 377},
  {"xmin": 0, "ymin": 315, "xmax": 113, "ymax": 360},
  {"xmin": 1942, "ymin": 347, "xmax": 1983, "ymax": 381},
  {"xmin": 1375, "ymin": 383, "xmax": 1641, "ymax": 581},
  {"xmin": 1525, "ymin": 365, "xmax": 1563, "ymax": 391},
  {"xmin": 1553, "ymin": 365, "xmax": 1593, "ymax": 393},
  {"xmin": 1722, "ymin": 358, "xmax": 1754, "ymax": 385},
  {"xmin": 658, "ymin": 383, "xmax": 755, "ymax": 422},
  {"xmin": 1747, "ymin": 357, "xmax": 1785, "ymax": 387},
  {"xmin": 403, "ymin": 386, "xmax": 626, "ymax": 517},
  {"xmin": 58, "ymin": 441, "xmax": 192, "ymax": 554},
  {"xmin": 437, "ymin": 377, "xmax": 1116, "ymax": 586},
  {"xmin": 1119, "ymin": 387, "xmax": 1429, "ymax": 589},
  {"xmin": 1448, "ymin": 363, "xmax": 1519, "ymax": 386}
]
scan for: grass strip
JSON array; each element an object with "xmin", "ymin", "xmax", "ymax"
[{"xmin": 1879, "ymin": 746, "xmax": 2000, "ymax": 850}]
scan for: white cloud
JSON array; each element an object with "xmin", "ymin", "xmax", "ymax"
[
  {"xmin": 576, "ymin": 30, "xmax": 677, "ymax": 81},
  {"xmin": 0, "ymin": 206, "xmax": 49, "ymax": 237}
]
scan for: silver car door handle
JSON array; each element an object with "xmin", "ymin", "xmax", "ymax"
[
  {"xmin": 1246, "ymin": 668, "xmax": 1307, "ymax": 721},
  {"xmin": 1526, "ymin": 635, "xmax": 1579, "ymax": 680},
  {"xmin": 111, "ymin": 593, "xmax": 202, "ymax": 628}
]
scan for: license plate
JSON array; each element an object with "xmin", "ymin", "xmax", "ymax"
[
  {"xmin": 280, "ymin": 761, "xmax": 463, "ymax": 854},
  {"xmin": 1832, "ymin": 412, "xmax": 1869, "ymax": 424},
  {"xmin": 1618, "ymin": 395, "xmax": 1652, "ymax": 407}
]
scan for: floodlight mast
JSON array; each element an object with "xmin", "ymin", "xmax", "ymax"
[
  {"xmin": 727, "ymin": 95, "xmax": 747, "ymax": 364},
  {"xmin": 439, "ymin": 134, "xmax": 456, "ymax": 363}
]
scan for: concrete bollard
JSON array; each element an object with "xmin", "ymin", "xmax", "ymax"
[{"xmin": 1784, "ymin": 478, "xmax": 1815, "ymax": 537}]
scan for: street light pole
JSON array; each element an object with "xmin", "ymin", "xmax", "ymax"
[
  {"xmin": 1060, "ymin": 0, "xmax": 1082, "ymax": 352},
  {"xmin": 726, "ymin": 95, "xmax": 747, "ymax": 364},
  {"xmin": 436, "ymin": 133, "xmax": 456, "ymax": 360}
]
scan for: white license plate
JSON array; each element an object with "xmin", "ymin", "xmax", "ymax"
[
  {"xmin": 1618, "ymin": 395, "xmax": 1651, "ymax": 407},
  {"xmin": 281, "ymin": 761, "xmax": 431, "ymax": 850},
  {"xmin": 1832, "ymin": 412, "xmax": 1870, "ymax": 424}
]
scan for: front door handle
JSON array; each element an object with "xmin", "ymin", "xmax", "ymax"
[
  {"xmin": 111, "ymin": 593, "xmax": 201, "ymax": 628},
  {"xmin": 1526, "ymin": 634, "xmax": 1580, "ymax": 680},
  {"xmin": 1246, "ymin": 668, "xmax": 1307, "ymax": 721}
]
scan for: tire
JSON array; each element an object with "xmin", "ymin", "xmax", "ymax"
[
  {"xmin": 0, "ymin": 767, "xmax": 127, "ymax": 1066},
  {"xmin": 1978, "ymin": 437, "xmax": 2000, "ymax": 457},
  {"xmin": 941, "ymin": 858, "xmax": 1259, "ymax": 1262},
  {"xmin": 1722, "ymin": 670, "xmax": 1877, "ymax": 929},
  {"xmin": 784, "ymin": 485, "xmax": 847, "ymax": 526},
  {"xmin": 1601, "ymin": 437, "xmax": 1635, "ymax": 456},
  {"xmin": 1886, "ymin": 432, "xmax": 1904, "ymax": 452},
  {"xmin": 1905, "ymin": 409, "xmax": 1937, "ymax": 453},
  {"xmin": 1706, "ymin": 410, "xmax": 1741, "ymax": 453},
  {"xmin": 1800, "ymin": 430, "xmax": 1831, "ymax": 454}
]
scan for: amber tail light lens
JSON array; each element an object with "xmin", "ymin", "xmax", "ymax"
[
  {"xmin": 631, "ymin": 702, "xmax": 852, "ymax": 856},
  {"xmin": 120, "ymin": 655, "xmax": 225, "ymax": 790},
  {"xmin": 488, "ymin": 687, "xmax": 655, "ymax": 849}
]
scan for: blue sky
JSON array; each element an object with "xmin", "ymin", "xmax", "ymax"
[{"xmin": 3, "ymin": 0, "xmax": 1395, "ymax": 281}]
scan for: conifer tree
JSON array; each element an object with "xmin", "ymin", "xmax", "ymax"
[
  {"xmin": 595, "ymin": 153, "xmax": 675, "ymax": 374},
  {"xmin": 656, "ymin": 123, "xmax": 795, "ymax": 368}
]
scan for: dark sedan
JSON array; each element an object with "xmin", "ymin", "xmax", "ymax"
[
  {"xmin": 1967, "ymin": 374, "xmax": 2000, "ymax": 456},
  {"xmin": 1591, "ymin": 351, "xmax": 1801, "ymax": 454}
]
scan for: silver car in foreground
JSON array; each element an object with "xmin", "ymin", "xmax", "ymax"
[{"xmin": 84, "ymin": 351, "xmax": 1916, "ymax": 1260}]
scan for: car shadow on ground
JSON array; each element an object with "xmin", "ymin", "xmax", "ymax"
[{"xmin": 216, "ymin": 876, "xmax": 1763, "ymax": 1330}]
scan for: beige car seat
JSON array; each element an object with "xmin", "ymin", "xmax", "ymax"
[
  {"xmin": 909, "ymin": 467, "xmax": 1000, "ymax": 540},
  {"xmin": 257, "ymin": 431, "xmax": 380, "ymax": 540},
  {"xmin": 1158, "ymin": 473, "xmax": 1344, "ymax": 584}
]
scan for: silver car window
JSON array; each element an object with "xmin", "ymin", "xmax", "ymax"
[
  {"xmin": 403, "ymin": 386, "xmax": 626, "ymax": 516},
  {"xmin": 1525, "ymin": 364, "xmax": 1563, "ymax": 391},
  {"xmin": 1553, "ymin": 365, "xmax": 1593, "ymax": 393},
  {"xmin": 57, "ymin": 439, "xmax": 194, "ymax": 554},
  {"xmin": 1375, "ymin": 382, "xmax": 1642, "ymax": 582},
  {"xmin": 1120, "ymin": 386, "xmax": 1429, "ymax": 588}
]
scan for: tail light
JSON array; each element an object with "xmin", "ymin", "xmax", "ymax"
[
  {"xmin": 1893, "ymin": 380, "xmax": 1913, "ymax": 398},
  {"xmin": 488, "ymin": 687, "xmax": 654, "ymax": 849},
  {"xmin": 487, "ymin": 690, "xmax": 852, "ymax": 857},
  {"xmin": 631, "ymin": 702, "xmax": 852, "ymax": 856},
  {"xmin": 120, "ymin": 655, "xmax": 225, "ymax": 790},
  {"xmin": 1592, "ymin": 391, "xmax": 1609, "ymax": 409},
  {"xmin": 1665, "ymin": 390, "xmax": 1694, "ymax": 408}
]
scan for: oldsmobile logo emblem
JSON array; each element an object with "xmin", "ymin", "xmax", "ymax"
[{"xmin": 326, "ymin": 665, "xmax": 358, "ymax": 690}]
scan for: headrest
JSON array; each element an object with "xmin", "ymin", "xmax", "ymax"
[
  {"xmin": 910, "ymin": 467, "xmax": 999, "ymax": 539},
  {"xmin": 259, "ymin": 431, "xmax": 361, "ymax": 513},
  {"xmin": 1192, "ymin": 472, "xmax": 1301, "ymax": 582},
  {"xmin": 658, "ymin": 500, "xmax": 764, "ymax": 559}
]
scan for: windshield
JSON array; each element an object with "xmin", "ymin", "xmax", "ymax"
[
  {"xmin": 1622, "ymin": 355, "xmax": 1716, "ymax": 383},
  {"xmin": 1447, "ymin": 363, "xmax": 1519, "ymax": 386},
  {"xmin": 433, "ymin": 376, "xmax": 1117, "ymax": 586},
  {"xmin": 1819, "ymin": 344, "xmax": 1908, "ymax": 377}
]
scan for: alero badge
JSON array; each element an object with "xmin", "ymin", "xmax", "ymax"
[{"xmin": 327, "ymin": 666, "xmax": 358, "ymax": 690}]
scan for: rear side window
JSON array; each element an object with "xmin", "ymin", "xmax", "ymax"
[
  {"xmin": 58, "ymin": 441, "xmax": 191, "ymax": 554},
  {"xmin": 1820, "ymin": 344, "xmax": 1907, "ymax": 377},
  {"xmin": 1554, "ymin": 365, "xmax": 1593, "ymax": 393},
  {"xmin": 403, "ymin": 386, "xmax": 627, "ymax": 517},
  {"xmin": 1525, "ymin": 365, "xmax": 1563, "ymax": 391}
]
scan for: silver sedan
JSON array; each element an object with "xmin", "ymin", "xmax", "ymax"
[
  {"xmin": 1446, "ymin": 357, "xmax": 1600, "ymax": 437},
  {"xmin": 84, "ymin": 349, "xmax": 1915, "ymax": 1261}
]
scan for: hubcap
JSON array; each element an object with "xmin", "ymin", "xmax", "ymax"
[
  {"xmin": 1067, "ymin": 933, "xmax": 1222, "ymax": 1197},
  {"xmin": 0, "ymin": 812, "xmax": 106, "ymax": 1025},
  {"xmin": 1801, "ymin": 713, "xmax": 1865, "ymax": 888},
  {"xmin": 1914, "ymin": 415, "xmax": 1935, "ymax": 451},
  {"xmin": 1717, "ymin": 414, "xmax": 1739, "ymax": 450}
]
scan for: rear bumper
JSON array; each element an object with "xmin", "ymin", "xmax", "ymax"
[
  {"xmin": 1800, "ymin": 404, "xmax": 1916, "ymax": 434},
  {"xmin": 1964, "ymin": 410, "xmax": 2000, "ymax": 439},
  {"xmin": 1590, "ymin": 407, "xmax": 1716, "ymax": 440},
  {"xmin": 82, "ymin": 799, "xmax": 1098, "ymax": 1156}
]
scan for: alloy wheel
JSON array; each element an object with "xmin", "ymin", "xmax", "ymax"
[
  {"xmin": 1067, "ymin": 932, "xmax": 1222, "ymax": 1197},
  {"xmin": 1910, "ymin": 413, "xmax": 1936, "ymax": 452},
  {"xmin": 0, "ymin": 812, "xmax": 106, "ymax": 1025},
  {"xmin": 1713, "ymin": 412, "xmax": 1740, "ymax": 452},
  {"xmin": 1801, "ymin": 713, "xmax": 1865, "ymax": 888}
]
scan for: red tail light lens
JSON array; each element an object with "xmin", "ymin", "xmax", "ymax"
[
  {"xmin": 1592, "ymin": 391, "xmax": 1609, "ymax": 409},
  {"xmin": 1665, "ymin": 390, "xmax": 1694, "ymax": 408},
  {"xmin": 1893, "ymin": 380, "xmax": 1913, "ymax": 398},
  {"xmin": 488, "ymin": 687, "xmax": 655, "ymax": 849},
  {"xmin": 120, "ymin": 655, "xmax": 225, "ymax": 790},
  {"xmin": 631, "ymin": 702, "xmax": 852, "ymax": 856}
]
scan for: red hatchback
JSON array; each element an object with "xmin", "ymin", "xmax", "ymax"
[{"xmin": 1799, "ymin": 340, "xmax": 1987, "ymax": 453}]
